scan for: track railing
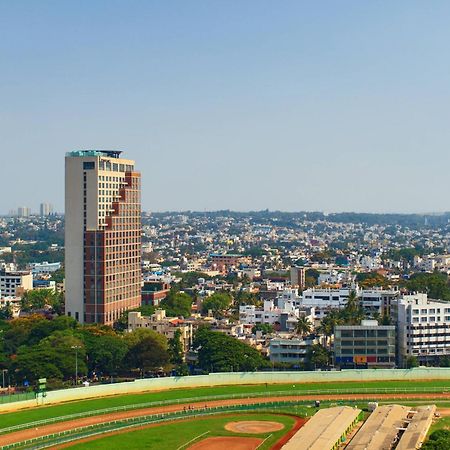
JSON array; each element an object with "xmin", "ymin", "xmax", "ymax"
[
  {"xmin": 0, "ymin": 385, "xmax": 448, "ymax": 436},
  {"xmin": 1, "ymin": 401, "xmax": 304, "ymax": 450}
]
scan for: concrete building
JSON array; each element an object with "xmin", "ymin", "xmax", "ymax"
[
  {"xmin": 397, "ymin": 293, "xmax": 450, "ymax": 365},
  {"xmin": 141, "ymin": 280, "xmax": 170, "ymax": 306},
  {"xmin": 128, "ymin": 310, "xmax": 193, "ymax": 352},
  {"xmin": 17, "ymin": 207, "xmax": 31, "ymax": 217},
  {"xmin": 31, "ymin": 261, "xmax": 61, "ymax": 275},
  {"xmin": 0, "ymin": 269, "xmax": 33, "ymax": 298},
  {"xmin": 65, "ymin": 150, "xmax": 141, "ymax": 325},
  {"xmin": 290, "ymin": 266, "xmax": 305, "ymax": 289},
  {"xmin": 40, "ymin": 203, "xmax": 53, "ymax": 216},
  {"xmin": 301, "ymin": 286, "xmax": 399, "ymax": 318},
  {"xmin": 334, "ymin": 320, "xmax": 396, "ymax": 369},
  {"xmin": 33, "ymin": 279, "xmax": 57, "ymax": 292},
  {"xmin": 269, "ymin": 336, "xmax": 319, "ymax": 365},
  {"xmin": 209, "ymin": 253, "xmax": 251, "ymax": 273},
  {"xmin": 239, "ymin": 289, "xmax": 314, "ymax": 332}
]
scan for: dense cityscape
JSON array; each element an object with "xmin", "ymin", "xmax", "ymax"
[
  {"xmin": 3, "ymin": 2, "xmax": 450, "ymax": 448},
  {"xmin": 2, "ymin": 181, "xmax": 450, "ymax": 390}
]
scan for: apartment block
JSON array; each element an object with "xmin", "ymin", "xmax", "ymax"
[
  {"xmin": 397, "ymin": 293, "xmax": 450, "ymax": 364},
  {"xmin": 0, "ymin": 269, "xmax": 33, "ymax": 297}
]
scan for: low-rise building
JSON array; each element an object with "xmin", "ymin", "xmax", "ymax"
[
  {"xmin": 269, "ymin": 336, "xmax": 319, "ymax": 364},
  {"xmin": 30, "ymin": 261, "xmax": 61, "ymax": 275},
  {"xmin": 128, "ymin": 309, "xmax": 193, "ymax": 352},
  {"xmin": 33, "ymin": 279, "xmax": 57, "ymax": 292},
  {"xmin": 0, "ymin": 270, "xmax": 33, "ymax": 298},
  {"xmin": 141, "ymin": 280, "xmax": 170, "ymax": 306},
  {"xmin": 334, "ymin": 320, "xmax": 396, "ymax": 369}
]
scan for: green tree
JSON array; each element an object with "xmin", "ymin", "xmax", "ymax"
[
  {"xmin": 159, "ymin": 291, "xmax": 193, "ymax": 317},
  {"xmin": 306, "ymin": 344, "xmax": 330, "ymax": 369},
  {"xmin": 202, "ymin": 292, "xmax": 232, "ymax": 317},
  {"xmin": 318, "ymin": 310, "xmax": 343, "ymax": 338},
  {"xmin": 20, "ymin": 289, "xmax": 63, "ymax": 312},
  {"xmin": 168, "ymin": 329, "xmax": 184, "ymax": 366},
  {"xmin": 78, "ymin": 327, "xmax": 128, "ymax": 376},
  {"xmin": 406, "ymin": 355, "xmax": 419, "ymax": 368},
  {"xmin": 193, "ymin": 328, "xmax": 266, "ymax": 373},
  {"xmin": 0, "ymin": 305, "xmax": 12, "ymax": 320},
  {"xmin": 341, "ymin": 291, "xmax": 365, "ymax": 325},
  {"xmin": 356, "ymin": 272, "xmax": 389, "ymax": 288},
  {"xmin": 125, "ymin": 329, "xmax": 170, "ymax": 374},
  {"xmin": 407, "ymin": 272, "xmax": 450, "ymax": 301},
  {"xmin": 422, "ymin": 429, "xmax": 450, "ymax": 449},
  {"xmin": 251, "ymin": 323, "xmax": 274, "ymax": 335},
  {"xmin": 12, "ymin": 332, "xmax": 86, "ymax": 383},
  {"xmin": 295, "ymin": 316, "xmax": 312, "ymax": 337}
]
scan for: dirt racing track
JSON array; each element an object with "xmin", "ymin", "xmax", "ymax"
[{"xmin": 1, "ymin": 391, "xmax": 450, "ymax": 449}]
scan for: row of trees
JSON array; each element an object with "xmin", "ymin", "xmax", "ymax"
[{"xmin": 0, "ymin": 315, "xmax": 178, "ymax": 388}]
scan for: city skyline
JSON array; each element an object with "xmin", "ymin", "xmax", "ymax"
[{"xmin": 2, "ymin": 2, "xmax": 450, "ymax": 213}]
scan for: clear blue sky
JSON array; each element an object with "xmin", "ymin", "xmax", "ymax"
[{"xmin": 1, "ymin": 1, "xmax": 450, "ymax": 214}]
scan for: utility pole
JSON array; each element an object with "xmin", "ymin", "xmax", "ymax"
[{"xmin": 71, "ymin": 345, "xmax": 81, "ymax": 386}]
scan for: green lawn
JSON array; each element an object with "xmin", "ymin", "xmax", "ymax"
[
  {"xmin": 428, "ymin": 415, "xmax": 450, "ymax": 434},
  {"xmin": 1, "ymin": 379, "xmax": 450, "ymax": 430},
  {"xmin": 67, "ymin": 413, "xmax": 295, "ymax": 450}
]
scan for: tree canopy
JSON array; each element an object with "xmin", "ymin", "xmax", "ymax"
[{"xmin": 193, "ymin": 327, "xmax": 266, "ymax": 373}]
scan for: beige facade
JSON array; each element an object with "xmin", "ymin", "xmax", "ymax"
[
  {"xmin": 0, "ymin": 270, "xmax": 33, "ymax": 297},
  {"xmin": 65, "ymin": 150, "xmax": 141, "ymax": 325},
  {"xmin": 128, "ymin": 310, "xmax": 193, "ymax": 351}
]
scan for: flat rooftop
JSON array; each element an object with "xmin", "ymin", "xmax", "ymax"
[
  {"xmin": 346, "ymin": 404, "xmax": 410, "ymax": 450},
  {"xmin": 66, "ymin": 150, "xmax": 123, "ymax": 158},
  {"xmin": 282, "ymin": 406, "xmax": 361, "ymax": 450},
  {"xmin": 396, "ymin": 405, "xmax": 436, "ymax": 450}
]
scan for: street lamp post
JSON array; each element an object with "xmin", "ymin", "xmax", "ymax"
[
  {"xmin": 71, "ymin": 345, "xmax": 81, "ymax": 386},
  {"xmin": 1, "ymin": 369, "xmax": 7, "ymax": 389}
]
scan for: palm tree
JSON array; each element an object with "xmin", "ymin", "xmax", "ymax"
[
  {"xmin": 295, "ymin": 316, "xmax": 312, "ymax": 337},
  {"xmin": 343, "ymin": 290, "xmax": 365, "ymax": 325},
  {"xmin": 318, "ymin": 310, "xmax": 343, "ymax": 338}
]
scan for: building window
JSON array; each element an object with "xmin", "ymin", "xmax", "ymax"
[{"xmin": 83, "ymin": 161, "xmax": 95, "ymax": 170}]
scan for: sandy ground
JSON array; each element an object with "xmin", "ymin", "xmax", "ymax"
[
  {"xmin": 0, "ymin": 393, "xmax": 447, "ymax": 447},
  {"xmin": 187, "ymin": 436, "xmax": 263, "ymax": 450},
  {"xmin": 224, "ymin": 420, "xmax": 284, "ymax": 434}
]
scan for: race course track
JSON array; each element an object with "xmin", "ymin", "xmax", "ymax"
[{"xmin": 1, "ymin": 392, "xmax": 449, "ymax": 447}]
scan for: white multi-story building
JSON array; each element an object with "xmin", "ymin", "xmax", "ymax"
[
  {"xmin": 0, "ymin": 270, "xmax": 33, "ymax": 298},
  {"xmin": 397, "ymin": 293, "xmax": 450, "ymax": 365},
  {"xmin": 301, "ymin": 286, "xmax": 399, "ymax": 318},
  {"xmin": 239, "ymin": 289, "xmax": 314, "ymax": 332},
  {"xmin": 269, "ymin": 336, "xmax": 319, "ymax": 364},
  {"xmin": 30, "ymin": 261, "xmax": 61, "ymax": 275}
]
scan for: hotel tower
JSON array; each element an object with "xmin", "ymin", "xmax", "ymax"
[{"xmin": 65, "ymin": 150, "xmax": 141, "ymax": 325}]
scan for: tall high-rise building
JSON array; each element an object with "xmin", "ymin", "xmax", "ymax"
[
  {"xmin": 40, "ymin": 202, "xmax": 53, "ymax": 216},
  {"xmin": 17, "ymin": 207, "xmax": 31, "ymax": 217},
  {"xmin": 65, "ymin": 150, "xmax": 142, "ymax": 325}
]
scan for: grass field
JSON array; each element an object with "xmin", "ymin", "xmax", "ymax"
[
  {"xmin": 2, "ymin": 379, "xmax": 450, "ymax": 429},
  {"xmin": 66, "ymin": 413, "xmax": 296, "ymax": 450}
]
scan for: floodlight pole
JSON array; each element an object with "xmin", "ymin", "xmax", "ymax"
[{"xmin": 71, "ymin": 345, "xmax": 81, "ymax": 386}]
